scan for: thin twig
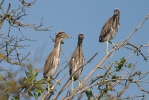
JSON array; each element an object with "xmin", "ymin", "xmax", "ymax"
[
  {"xmin": 67, "ymin": 13, "xmax": 149, "ymax": 100},
  {"xmin": 53, "ymin": 52, "xmax": 98, "ymax": 100}
]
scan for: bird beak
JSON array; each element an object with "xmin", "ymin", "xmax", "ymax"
[{"xmin": 65, "ymin": 34, "xmax": 72, "ymax": 38}]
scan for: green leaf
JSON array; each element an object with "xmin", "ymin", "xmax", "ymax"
[
  {"xmin": 115, "ymin": 66, "xmax": 120, "ymax": 71},
  {"xmin": 33, "ymin": 92, "xmax": 38, "ymax": 99},
  {"xmin": 85, "ymin": 88, "xmax": 93, "ymax": 100},
  {"xmin": 111, "ymin": 74, "xmax": 118, "ymax": 82},
  {"xmin": 8, "ymin": 72, "xmax": 12, "ymax": 77},
  {"xmin": 28, "ymin": 91, "xmax": 33, "ymax": 97},
  {"xmin": 112, "ymin": 74, "xmax": 116, "ymax": 79},
  {"xmin": 128, "ymin": 63, "xmax": 132, "ymax": 68},
  {"xmin": 115, "ymin": 57, "xmax": 126, "ymax": 71},
  {"xmin": 25, "ymin": 70, "xmax": 29, "ymax": 78},
  {"xmin": 23, "ymin": 77, "xmax": 27, "ymax": 82},
  {"xmin": 12, "ymin": 96, "xmax": 19, "ymax": 100},
  {"xmin": 37, "ymin": 90, "xmax": 42, "ymax": 97},
  {"xmin": 35, "ymin": 72, "xmax": 38, "ymax": 77},
  {"xmin": 0, "ymin": 73, "xmax": 3, "ymax": 79}
]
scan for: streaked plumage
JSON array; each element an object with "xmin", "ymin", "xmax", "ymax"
[
  {"xmin": 99, "ymin": 9, "xmax": 120, "ymax": 54},
  {"xmin": 69, "ymin": 34, "xmax": 84, "ymax": 92},
  {"xmin": 44, "ymin": 31, "xmax": 71, "ymax": 79}
]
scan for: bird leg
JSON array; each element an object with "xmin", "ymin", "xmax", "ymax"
[
  {"xmin": 106, "ymin": 40, "xmax": 110, "ymax": 55},
  {"xmin": 109, "ymin": 41, "xmax": 119, "ymax": 50},
  {"xmin": 51, "ymin": 78, "xmax": 61, "ymax": 85},
  {"xmin": 46, "ymin": 77, "xmax": 60, "ymax": 93},
  {"xmin": 47, "ymin": 77, "xmax": 51, "ymax": 93},
  {"xmin": 71, "ymin": 77, "xmax": 74, "ymax": 93},
  {"xmin": 108, "ymin": 41, "xmax": 115, "ymax": 46},
  {"xmin": 78, "ymin": 79, "xmax": 83, "ymax": 89}
]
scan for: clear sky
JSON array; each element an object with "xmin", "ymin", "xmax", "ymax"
[{"xmin": 1, "ymin": 1, "xmax": 149, "ymax": 100}]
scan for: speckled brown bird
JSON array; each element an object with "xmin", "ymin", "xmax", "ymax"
[
  {"xmin": 99, "ymin": 9, "xmax": 120, "ymax": 54},
  {"xmin": 44, "ymin": 31, "xmax": 71, "ymax": 92},
  {"xmin": 69, "ymin": 34, "xmax": 84, "ymax": 92}
]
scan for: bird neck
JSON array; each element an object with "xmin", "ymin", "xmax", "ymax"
[
  {"xmin": 53, "ymin": 37, "xmax": 62, "ymax": 55},
  {"xmin": 77, "ymin": 39, "xmax": 83, "ymax": 47},
  {"xmin": 113, "ymin": 15, "xmax": 119, "ymax": 29},
  {"xmin": 54, "ymin": 37, "xmax": 62, "ymax": 47},
  {"xmin": 77, "ymin": 39, "xmax": 83, "ymax": 57},
  {"xmin": 113, "ymin": 15, "xmax": 119, "ymax": 21}
]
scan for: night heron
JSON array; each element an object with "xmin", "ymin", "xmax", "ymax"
[
  {"xmin": 44, "ymin": 31, "xmax": 71, "ymax": 92},
  {"xmin": 69, "ymin": 34, "xmax": 84, "ymax": 93},
  {"xmin": 99, "ymin": 9, "xmax": 120, "ymax": 54}
]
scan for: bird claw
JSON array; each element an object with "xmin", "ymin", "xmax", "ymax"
[
  {"xmin": 47, "ymin": 85, "xmax": 51, "ymax": 93},
  {"xmin": 106, "ymin": 52, "xmax": 111, "ymax": 55},
  {"xmin": 53, "ymin": 78, "xmax": 61, "ymax": 85},
  {"xmin": 47, "ymin": 88, "xmax": 54, "ymax": 94},
  {"xmin": 113, "ymin": 44, "xmax": 119, "ymax": 50},
  {"xmin": 71, "ymin": 88, "xmax": 75, "ymax": 94},
  {"xmin": 56, "ymin": 80, "xmax": 61, "ymax": 85},
  {"xmin": 78, "ymin": 81, "xmax": 84, "ymax": 89},
  {"xmin": 79, "ymin": 84, "xmax": 84, "ymax": 89}
]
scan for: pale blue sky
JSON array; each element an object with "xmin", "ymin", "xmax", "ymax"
[{"xmin": 1, "ymin": 1, "xmax": 149, "ymax": 100}]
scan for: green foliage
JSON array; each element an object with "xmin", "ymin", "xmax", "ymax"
[
  {"xmin": 111, "ymin": 74, "xmax": 118, "ymax": 82},
  {"xmin": 115, "ymin": 57, "xmax": 132, "ymax": 71},
  {"xmin": 11, "ymin": 96, "xmax": 19, "ymax": 100},
  {"xmin": 19, "ymin": 69, "xmax": 45, "ymax": 99},
  {"xmin": 0, "ymin": 73, "xmax": 3, "ymax": 79},
  {"xmin": 105, "ymin": 82, "xmax": 112, "ymax": 91},
  {"xmin": 0, "ymin": 68, "xmax": 45, "ymax": 100},
  {"xmin": 85, "ymin": 88, "xmax": 93, "ymax": 100}
]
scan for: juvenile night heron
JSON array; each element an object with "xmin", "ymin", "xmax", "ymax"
[
  {"xmin": 44, "ymin": 31, "xmax": 71, "ymax": 92},
  {"xmin": 99, "ymin": 9, "xmax": 120, "ymax": 54},
  {"xmin": 69, "ymin": 34, "xmax": 84, "ymax": 93}
]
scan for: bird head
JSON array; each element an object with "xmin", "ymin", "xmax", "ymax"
[
  {"xmin": 114, "ymin": 9, "xmax": 120, "ymax": 16},
  {"xmin": 78, "ymin": 34, "xmax": 84, "ymax": 46},
  {"xmin": 56, "ymin": 31, "xmax": 72, "ymax": 39},
  {"xmin": 78, "ymin": 34, "xmax": 84, "ymax": 40}
]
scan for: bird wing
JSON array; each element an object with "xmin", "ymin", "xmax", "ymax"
[
  {"xmin": 69, "ymin": 48, "xmax": 84, "ymax": 76},
  {"xmin": 43, "ymin": 53, "xmax": 53, "ymax": 78},
  {"xmin": 44, "ymin": 52, "xmax": 60, "ymax": 78},
  {"xmin": 99, "ymin": 17, "xmax": 113, "ymax": 42},
  {"xmin": 80, "ymin": 53, "xmax": 84, "ymax": 74},
  {"xmin": 69, "ymin": 51, "xmax": 78, "ymax": 76}
]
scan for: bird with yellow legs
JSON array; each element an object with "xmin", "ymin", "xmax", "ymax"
[
  {"xmin": 69, "ymin": 34, "xmax": 85, "ymax": 93},
  {"xmin": 99, "ymin": 9, "xmax": 120, "ymax": 55},
  {"xmin": 43, "ymin": 31, "xmax": 71, "ymax": 93}
]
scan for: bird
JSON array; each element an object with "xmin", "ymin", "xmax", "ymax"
[
  {"xmin": 69, "ymin": 34, "xmax": 85, "ymax": 93},
  {"xmin": 43, "ymin": 31, "xmax": 71, "ymax": 92},
  {"xmin": 99, "ymin": 9, "xmax": 120, "ymax": 54}
]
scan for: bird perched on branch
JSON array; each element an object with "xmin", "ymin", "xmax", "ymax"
[
  {"xmin": 44, "ymin": 31, "xmax": 71, "ymax": 92},
  {"xmin": 99, "ymin": 9, "xmax": 120, "ymax": 54},
  {"xmin": 69, "ymin": 34, "xmax": 84, "ymax": 93}
]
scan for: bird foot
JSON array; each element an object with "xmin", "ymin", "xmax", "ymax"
[
  {"xmin": 71, "ymin": 88, "xmax": 75, "ymax": 94},
  {"xmin": 47, "ymin": 88, "xmax": 54, "ymax": 94},
  {"xmin": 53, "ymin": 78, "xmax": 61, "ymax": 85},
  {"xmin": 56, "ymin": 80, "xmax": 61, "ymax": 85},
  {"xmin": 113, "ymin": 44, "xmax": 120, "ymax": 50},
  {"xmin": 106, "ymin": 52, "xmax": 111, "ymax": 55},
  {"xmin": 78, "ymin": 81, "xmax": 84, "ymax": 89},
  {"xmin": 46, "ymin": 84, "xmax": 55, "ymax": 93},
  {"xmin": 79, "ymin": 84, "xmax": 84, "ymax": 89},
  {"xmin": 47, "ymin": 85, "xmax": 51, "ymax": 93}
]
